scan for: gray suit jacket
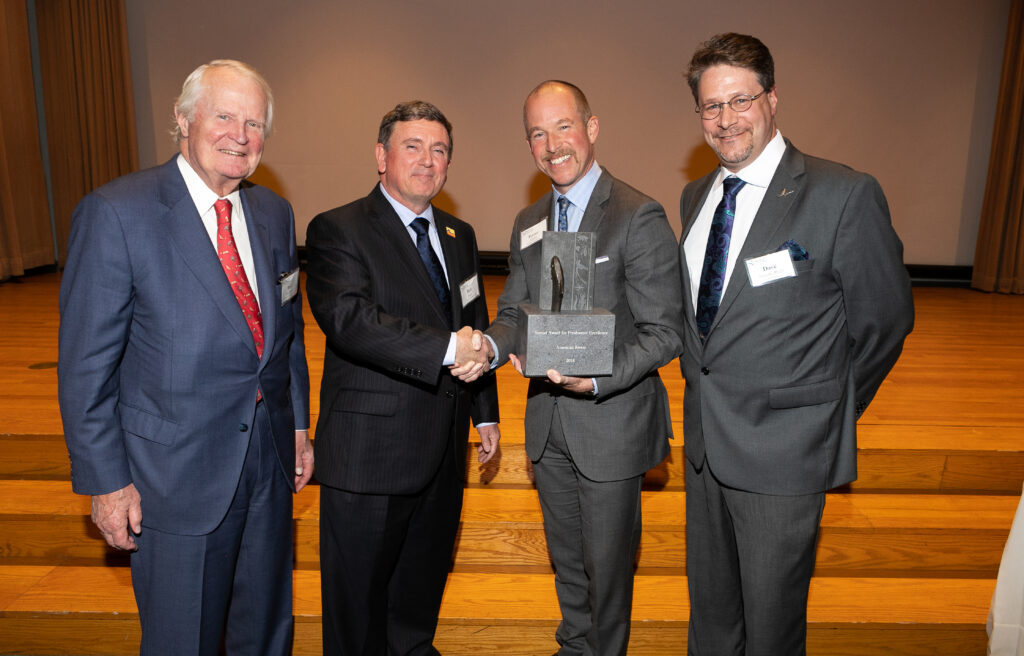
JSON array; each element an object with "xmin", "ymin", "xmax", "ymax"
[
  {"xmin": 488, "ymin": 171, "xmax": 684, "ymax": 482},
  {"xmin": 679, "ymin": 140, "xmax": 914, "ymax": 495}
]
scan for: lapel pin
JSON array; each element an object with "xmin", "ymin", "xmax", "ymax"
[
  {"xmin": 778, "ymin": 188, "xmax": 795, "ymax": 197},
  {"xmin": 445, "ymin": 226, "xmax": 456, "ymax": 238}
]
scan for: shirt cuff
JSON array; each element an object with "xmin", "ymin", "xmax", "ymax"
[
  {"xmin": 484, "ymin": 335, "xmax": 500, "ymax": 369},
  {"xmin": 443, "ymin": 333, "xmax": 458, "ymax": 366}
]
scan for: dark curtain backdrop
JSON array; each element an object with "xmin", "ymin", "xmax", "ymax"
[
  {"xmin": 972, "ymin": 0, "xmax": 1024, "ymax": 293},
  {"xmin": 36, "ymin": 0, "xmax": 137, "ymax": 265},
  {"xmin": 0, "ymin": 0, "xmax": 54, "ymax": 280}
]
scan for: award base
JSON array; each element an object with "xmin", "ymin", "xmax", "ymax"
[{"xmin": 516, "ymin": 303, "xmax": 614, "ymax": 377}]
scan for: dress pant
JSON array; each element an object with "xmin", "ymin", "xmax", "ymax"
[
  {"xmin": 532, "ymin": 405, "xmax": 644, "ymax": 656},
  {"xmin": 320, "ymin": 437, "xmax": 463, "ymax": 655},
  {"xmin": 130, "ymin": 402, "xmax": 294, "ymax": 656},
  {"xmin": 685, "ymin": 458, "xmax": 825, "ymax": 656}
]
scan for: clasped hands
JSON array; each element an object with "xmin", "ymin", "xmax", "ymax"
[{"xmin": 450, "ymin": 325, "xmax": 493, "ymax": 382}]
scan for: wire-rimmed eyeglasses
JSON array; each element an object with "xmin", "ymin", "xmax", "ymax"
[{"xmin": 695, "ymin": 90, "xmax": 766, "ymax": 120}]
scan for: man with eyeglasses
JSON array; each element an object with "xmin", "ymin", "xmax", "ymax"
[{"xmin": 677, "ymin": 33, "xmax": 914, "ymax": 655}]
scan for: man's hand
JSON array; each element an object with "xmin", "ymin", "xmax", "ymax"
[
  {"xmin": 508, "ymin": 354, "xmax": 594, "ymax": 394},
  {"xmin": 476, "ymin": 424, "xmax": 501, "ymax": 463},
  {"xmin": 451, "ymin": 325, "xmax": 493, "ymax": 382},
  {"xmin": 294, "ymin": 429, "xmax": 314, "ymax": 492},
  {"xmin": 546, "ymin": 369, "xmax": 594, "ymax": 394},
  {"xmin": 91, "ymin": 483, "xmax": 142, "ymax": 551}
]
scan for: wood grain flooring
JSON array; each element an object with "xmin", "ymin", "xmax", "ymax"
[{"xmin": 0, "ymin": 273, "xmax": 1022, "ymax": 655}]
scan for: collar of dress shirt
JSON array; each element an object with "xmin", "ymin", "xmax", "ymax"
[
  {"xmin": 176, "ymin": 153, "xmax": 241, "ymax": 214},
  {"xmin": 378, "ymin": 182, "xmax": 437, "ymax": 229},
  {"xmin": 555, "ymin": 161, "xmax": 603, "ymax": 216},
  {"xmin": 714, "ymin": 130, "xmax": 786, "ymax": 189}
]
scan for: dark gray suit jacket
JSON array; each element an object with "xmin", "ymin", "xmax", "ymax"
[
  {"xmin": 488, "ymin": 171, "xmax": 684, "ymax": 482},
  {"xmin": 679, "ymin": 140, "xmax": 914, "ymax": 495}
]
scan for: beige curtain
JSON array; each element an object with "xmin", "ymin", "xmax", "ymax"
[
  {"xmin": 36, "ymin": 0, "xmax": 137, "ymax": 265},
  {"xmin": 0, "ymin": 0, "xmax": 55, "ymax": 280},
  {"xmin": 973, "ymin": 0, "xmax": 1024, "ymax": 293}
]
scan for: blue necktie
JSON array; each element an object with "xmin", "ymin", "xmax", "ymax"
[
  {"xmin": 410, "ymin": 218, "xmax": 451, "ymax": 326},
  {"xmin": 557, "ymin": 196, "xmax": 569, "ymax": 232},
  {"xmin": 696, "ymin": 176, "xmax": 745, "ymax": 338}
]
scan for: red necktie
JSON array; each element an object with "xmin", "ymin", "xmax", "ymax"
[{"xmin": 215, "ymin": 199, "xmax": 264, "ymax": 358}]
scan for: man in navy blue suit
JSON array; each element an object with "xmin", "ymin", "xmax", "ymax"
[{"xmin": 58, "ymin": 60, "xmax": 311, "ymax": 655}]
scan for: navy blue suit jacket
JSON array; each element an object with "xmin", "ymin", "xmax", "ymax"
[{"xmin": 58, "ymin": 157, "xmax": 310, "ymax": 535}]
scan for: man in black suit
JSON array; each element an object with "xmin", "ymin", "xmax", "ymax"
[
  {"xmin": 305, "ymin": 101, "xmax": 500, "ymax": 655},
  {"xmin": 678, "ymin": 34, "xmax": 915, "ymax": 655}
]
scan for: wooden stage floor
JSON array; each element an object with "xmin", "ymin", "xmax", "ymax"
[{"xmin": 0, "ymin": 273, "xmax": 1022, "ymax": 654}]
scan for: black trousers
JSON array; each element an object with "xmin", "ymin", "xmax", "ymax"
[{"xmin": 319, "ymin": 438, "xmax": 463, "ymax": 655}]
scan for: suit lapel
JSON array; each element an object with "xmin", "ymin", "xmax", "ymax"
[
  {"xmin": 159, "ymin": 160, "xmax": 260, "ymax": 358},
  {"xmin": 435, "ymin": 212, "xmax": 463, "ymax": 325},
  {"xmin": 521, "ymin": 194, "xmax": 551, "ymax": 281},
  {"xmin": 680, "ymin": 172, "xmax": 716, "ymax": 338},
  {"xmin": 577, "ymin": 170, "xmax": 612, "ymax": 235},
  {"xmin": 368, "ymin": 186, "xmax": 451, "ymax": 328},
  {"xmin": 713, "ymin": 143, "xmax": 805, "ymax": 330},
  {"xmin": 239, "ymin": 185, "xmax": 277, "ymax": 365}
]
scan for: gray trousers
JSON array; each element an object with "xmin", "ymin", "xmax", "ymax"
[
  {"xmin": 685, "ymin": 458, "xmax": 825, "ymax": 656},
  {"xmin": 532, "ymin": 406, "xmax": 644, "ymax": 656}
]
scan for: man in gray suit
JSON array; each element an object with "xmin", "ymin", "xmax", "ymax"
[
  {"xmin": 678, "ymin": 33, "xmax": 915, "ymax": 655},
  {"xmin": 486, "ymin": 80, "xmax": 684, "ymax": 655}
]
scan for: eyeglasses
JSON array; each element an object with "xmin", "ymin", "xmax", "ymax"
[{"xmin": 695, "ymin": 90, "xmax": 766, "ymax": 120}]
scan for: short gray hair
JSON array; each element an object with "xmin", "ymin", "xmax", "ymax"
[{"xmin": 171, "ymin": 60, "xmax": 274, "ymax": 143}]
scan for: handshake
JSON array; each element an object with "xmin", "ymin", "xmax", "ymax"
[{"xmin": 450, "ymin": 325, "xmax": 493, "ymax": 383}]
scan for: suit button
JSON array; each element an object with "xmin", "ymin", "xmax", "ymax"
[
  {"xmin": 239, "ymin": 423, "xmax": 248, "ymax": 432},
  {"xmin": 446, "ymin": 391, "xmax": 454, "ymax": 399},
  {"xmin": 701, "ymin": 367, "xmax": 710, "ymax": 375}
]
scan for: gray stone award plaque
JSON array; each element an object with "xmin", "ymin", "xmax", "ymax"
[{"xmin": 517, "ymin": 231, "xmax": 614, "ymax": 377}]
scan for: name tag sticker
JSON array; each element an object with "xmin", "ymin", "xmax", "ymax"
[
  {"xmin": 744, "ymin": 251, "xmax": 796, "ymax": 287},
  {"xmin": 279, "ymin": 268, "xmax": 299, "ymax": 305},
  {"xmin": 595, "ymin": 255, "xmax": 609, "ymax": 264},
  {"xmin": 460, "ymin": 274, "xmax": 480, "ymax": 307},
  {"xmin": 520, "ymin": 219, "xmax": 547, "ymax": 250}
]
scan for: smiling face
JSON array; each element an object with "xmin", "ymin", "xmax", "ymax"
[
  {"xmin": 698, "ymin": 64, "xmax": 778, "ymax": 172},
  {"xmin": 524, "ymin": 84, "xmax": 599, "ymax": 194},
  {"xmin": 375, "ymin": 119, "xmax": 451, "ymax": 215},
  {"xmin": 176, "ymin": 66, "xmax": 268, "ymax": 197}
]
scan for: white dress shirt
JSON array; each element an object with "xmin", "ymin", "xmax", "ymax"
[
  {"xmin": 683, "ymin": 130, "xmax": 787, "ymax": 311},
  {"xmin": 176, "ymin": 154, "xmax": 261, "ymax": 308}
]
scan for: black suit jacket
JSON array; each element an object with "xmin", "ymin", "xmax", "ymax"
[{"xmin": 305, "ymin": 184, "xmax": 499, "ymax": 495}]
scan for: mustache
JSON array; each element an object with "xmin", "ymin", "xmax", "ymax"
[{"xmin": 544, "ymin": 149, "xmax": 573, "ymax": 163}]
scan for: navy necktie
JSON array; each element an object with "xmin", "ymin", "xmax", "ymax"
[
  {"xmin": 410, "ymin": 218, "xmax": 451, "ymax": 326},
  {"xmin": 696, "ymin": 176, "xmax": 746, "ymax": 338},
  {"xmin": 557, "ymin": 196, "xmax": 569, "ymax": 232}
]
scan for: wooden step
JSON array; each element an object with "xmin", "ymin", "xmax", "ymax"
[
  {"xmin": 2, "ymin": 482, "xmax": 1015, "ymax": 577},
  {"xmin": 0, "ymin": 566, "xmax": 993, "ymax": 655},
  {"xmin": 7, "ymin": 430, "xmax": 1024, "ymax": 495}
]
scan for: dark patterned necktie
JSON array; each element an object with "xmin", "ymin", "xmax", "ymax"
[
  {"xmin": 410, "ymin": 218, "xmax": 451, "ymax": 326},
  {"xmin": 696, "ymin": 176, "xmax": 745, "ymax": 338},
  {"xmin": 557, "ymin": 196, "xmax": 569, "ymax": 232},
  {"xmin": 214, "ymin": 199, "xmax": 264, "ymax": 358}
]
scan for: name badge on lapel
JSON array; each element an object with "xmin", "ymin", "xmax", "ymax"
[
  {"xmin": 744, "ymin": 251, "xmax": 796, "ymax": 287},
  {"xmin": 278, "ymin": 268, "xmax": 299, "ymax": 305},
  {"xmin": 520, "ymin": 219, "xmax": 547, "ymax": 250},
  {"xmin": 460, "ymin": 273, "xmax": 480, "ymax": 307}
]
